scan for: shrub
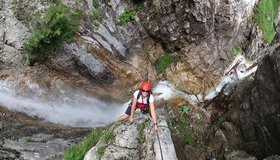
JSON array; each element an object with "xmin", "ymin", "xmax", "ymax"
[
  {"xmin": 23, "ymin": 2, "xmax": 82, "ymax": 65},
  {"xmin": 157, "ymin": 53, "xmax": 173, "ymax": 75},
  {"xmin": 184, "ymin": 134, "xmax": 196, "ymax": 146},
  {"xmin": 92, "ymin": 0, "xmax": 99, "ymax": 8},
  {"xmin": 231, "ymin": 46, "xmax": 242, "ymax": 56},
  {"xmin": 116, "ymin": 10, "xmax": 135, "ymax": 25},
  {"xmin": 90, "ymin": 9, "xmax": 102, "ymax": 27},
  {"xmin": 116, "ymin": 5, "xmax": 140, "ymax": 26}
]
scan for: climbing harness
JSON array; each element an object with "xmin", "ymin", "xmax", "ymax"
[
  {"xmin": 137, "ymin": 90, "xmax": 151, "ymax": 105},
  {"xmin": 132, "ymin": 90, "xmax": 151, "ymax": 113}
]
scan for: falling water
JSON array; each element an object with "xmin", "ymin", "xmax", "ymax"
[
  {"xmin": 153, "ymin": 81, "xmax": 199, "ymax": 105},
  {"xmin": 204, "ymin": 55, "xmax": 258, "ymax": 100},
  {"xmin": 0, "ymin": 55, "xmax": 256, "ymax": 128},
  {"xmin": 0, "ymin": 80, "xmax": 126, "ymax": 128},
  {"xmin": 0, "ymin": 79, "xmax": 191, "ymax": 128},
  {"xmin": 0, "ymin": 79, "xmax": 190, "ymax": 128}
]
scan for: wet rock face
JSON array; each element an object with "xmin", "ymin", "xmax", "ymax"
[
  {"xmin": 61, "ymin": 44, "xmax": 116, "ymax": 86},
  {"xmin": 230, "ymin": 45, "xmax": 280, "ymax": 157}
]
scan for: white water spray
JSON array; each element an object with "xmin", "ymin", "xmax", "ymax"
[
  {"xmin": 0, "ymin": 80, "xmax": 126, "ymax": 128},
  {"xmin": 0, "ymin": 79, "xmax": 194, "ymax": 128},
  {"xmin": 204, "ymin": 55, "xmax": 258, "ymax": 100},
  {"xmin": 153, "ymin": 81, "xmax": 199, "ymax": 105},
  {"xmin": 0, "ymin": 55, "xmax": 256, "ymax": 128}
]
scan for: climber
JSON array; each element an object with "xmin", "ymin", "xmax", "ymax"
[{"xmin": 116, "ymin": 81, "xmax": 158, "ymax": 130}]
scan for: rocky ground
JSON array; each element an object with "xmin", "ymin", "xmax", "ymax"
[
  {"xmin": 0, "ymin": 106, "xmax": 91, "ymax": 160},
  {"xmin": 1, "ymin": 99, "xmax": 279, "ymax": 160}
]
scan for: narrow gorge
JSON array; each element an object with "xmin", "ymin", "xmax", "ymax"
[{"xmin": 0, "ymin": 0, "xmax": 279, "ymax": 160}]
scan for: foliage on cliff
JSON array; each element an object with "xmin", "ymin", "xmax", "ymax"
[
  {"xmin": 23, "ymin": 2, "xmax": 82, "ymax": 65},
  {"xmin": 254, "ymin": 0, "xmax": 280, "ymax": 44}
]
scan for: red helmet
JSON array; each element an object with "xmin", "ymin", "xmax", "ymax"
[{"xmin": 141, "ymin": 81, "xmax": 152, "ymax": 91}]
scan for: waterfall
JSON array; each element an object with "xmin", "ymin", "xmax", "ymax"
[
  {"xmin": 0, "ymin": 79, "xmax": 197, "ymax": 128},
  {"xmin": 153, "ymin": 81, "xmax": 199, "ymax": 105},
  {"xmin": 0, "ymin": 55, "xmax": 256, "ymax": 128},
  {"xmin": 0, "ymin": 80, "xmax": 126, "ymax": 128},
  {"xmin": 204, "ymin": 55, "xmax": 258, "ymax": 100}
]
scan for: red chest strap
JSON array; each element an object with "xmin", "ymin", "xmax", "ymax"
[{"xmin": 136, "ymin": 102, "xmax": 145, "ymax": 110}]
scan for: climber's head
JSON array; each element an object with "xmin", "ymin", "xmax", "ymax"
[{"xmin": 140, "ymin": 81, "xmax": 151, "ymax": 95}]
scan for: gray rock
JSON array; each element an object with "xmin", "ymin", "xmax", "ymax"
[
  {"xmin": 224, "ymin": 150, "xmax": 256, "ymax": 160},
  {"xmin": 102, "ymin": 145, "xmax": 139, "ymax": 160},
  {"xmin": 84, "ymin": 109, "xmax": 178, "ymax": 160},
  {"xmin": 263, "ymin": 155, "xmax": 280, "ymax": 160},
  {"xmin": 229, "ymin": 40, "xmax": 280, "ymax": 156},
  {"xmin": 3, "ymin": 133, "xmax": 74, "ymax": 160}
]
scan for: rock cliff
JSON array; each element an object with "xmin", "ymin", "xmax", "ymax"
[
  {"xmin": 0, "ymin": 0, "xmax": 264, "ymax": 99},
  {"xmin": 228, "ymin": 23, "xmax": 280, "ymax": 158},
  {"xmin": 0, "ymin": 0, "xmax": 280, "ymax": 159}
]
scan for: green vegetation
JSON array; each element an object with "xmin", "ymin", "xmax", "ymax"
[
  {"xmin": 64, "ymin": 123, "xmax": 117, "ymax": 160},
  {"xmin": 152, "ymin": 8, "xmax": 157, "ymax": 18},
  {"xmin": 137, "ymin": 119, "xmax": 148, "ymax": 144},
  {"xmin": 195, "ymin": 116, "xmax": 202, "ymax": 124},
  {"xmin": 177, "ymin": 116, "xmax": 189, "ymax": 135},
  {"xmin": 92, "ymin": 0, "xmax": 99, "ymax": 8},
  {"xmin": 216, "ymin": 117, "xmax": 225, "ymax": 127},
  {"xmin": 90, "ymin": 10, "xmax": 102, "ymax": 21},
  {"xmin": 90, "ymin": 9, "xmax": 102, "ymax": 26},
  {"xmin": 100, "ymin": 126, "xmax": 115, "ymax": 144},
  {"xmin": 171, "ymin": 115, "xmax": 198, "ymax": 147},
  {"xmin": 63, "ymin": 128, "xmax": 103, "ymax": 160},
  {"xmin": 249, "ymin": 52, "xmax": 258, "ymax": 60},
  {"xmin": 231, "ymin": 46, "xmax": 242, "ymax": 56},
  {"xmin": 117, "ymin": 10, "xmax": 135, "ymax": 25},
  {"xmin": 138, "ymin": 135, "xmax": 145, "ymax": 144},
  {"xmin": 178, "ymin": 116, "xmax": 197, "ymax": 146},
  {"xmin": 184, "ymin": 134, "xmax": 196, "ymax": 146},
  {"xmin": 253, "ymin": 0, "xmax": 280, "ymax": 44},
  {"xmin": 23, "ymin": 2, "xmax": 82, "ymax": 65},
  {"xmin": 96, "ymin": 124, "xmax": 118, "ymax": 158},
  {"xmin": 213, "ymin": 116, "xmax": 226, "ymax": 132},
  {"xmin": 116, "ymin": 5, "xmax": 140, "ymax": 25},
  {"xmin": 90, "ymin": 0, "xmax": 102, "ymax": 27},
  {"xmin": 157, "ymin": 53, "xmax": 173, "ymax": 75},
  {"xmin": 97, "ymin": 145, "xmax": 106, "ymax": 157}
]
